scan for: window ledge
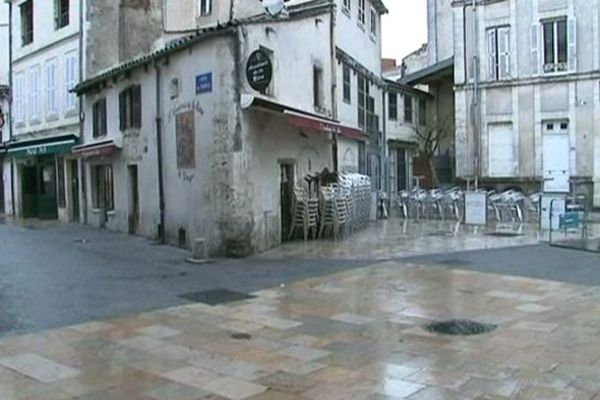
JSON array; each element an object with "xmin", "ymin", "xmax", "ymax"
[
  {"xmin": 106, "ymin": 210, "xmax": 116, "ymax": 217},
  {"xmin": 46, "ymin": 113, "xmax": 60, "ymax": 122},
  {"xmin": 343, "ymin": 99, "xmax": 352, "ymax": 105},
  {"xmin": 357, "ymin": 22, "xmax": 366, "ymax": 32},
  {"xmin": 369, "ymin": 33, "xmax": 377, "ymax": 43},
  {"xmin": 342, "ymin": 7, "xmax": 351, "ymax": 18}
]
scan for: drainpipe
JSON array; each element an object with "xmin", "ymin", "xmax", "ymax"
[
  {"xmin": 7, "ymin": 0, "xmax": 15, "ymax": 216},
  {"xmin": 329, "ymin": 0, "xmax": 338, "ymax": 172},
  {"xmin": 382, "ymin": 86, "xmax": 387, "ymax": 197},
  {"xmin": 471, "ymin": 0, "xmax": 480, "ymax": 190},
  {"xmin": 78, "ymin": 0, "xmax": 86, "ymax": 223},
  {"xmin": 155, "ymin": 63, "xmax": 166, "ymax": 243}
]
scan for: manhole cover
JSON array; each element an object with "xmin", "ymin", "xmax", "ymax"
[
  {"xmin": 486, "ymin": 232, "xmax": 522, "ymax": 237},
  {"xmin": 178, "ymin": 289, "xmax": 256, "ymax": 305},
  {"xmin": 231, "ymin": 332, "xmax": 252, "ymax": 340},
  {"xmin": 423, "ymin": 319, "xmax": 497, "ymax": 336}
]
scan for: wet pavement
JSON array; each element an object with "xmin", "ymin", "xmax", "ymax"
[
  {"xmin": 0, "ymin": 217, "xmax": 600, "ymax": 398},
  {"xmin": 0, "ymin": 260, "xmax": 599, "ymax": 399}
]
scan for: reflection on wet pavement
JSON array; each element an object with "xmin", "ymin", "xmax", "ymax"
[{"xmin": 0, "ymin": 260, "xmax": 598, "ymax": 399}]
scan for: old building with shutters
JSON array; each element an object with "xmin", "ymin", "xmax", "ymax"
[
  {"xmin": 73, "ymin": 0, "xmax": 387, "ymax": 256},
  {"xmin": 454, "ymin": 0, "xmax": 600, "ymax": 204},
  {"xmin": 2, "ymin": 0, "xmax": 82, "ymax": 221},
  {"xmin": 1, "ymin": 2, "xmax": 9, "ymax": 214}
]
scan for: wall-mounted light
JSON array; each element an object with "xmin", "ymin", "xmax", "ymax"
[
  {"xmin": 265, "ymin": 26, "xmax": 276, "ymax": 35},
  {"xmin": 315, "ymin": 18, "xmax": 323, "ymax": 26}
]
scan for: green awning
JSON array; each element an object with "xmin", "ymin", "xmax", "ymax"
[{"xmin": 8, "ymin": 139, "xmax": 76, "ymax": 159}]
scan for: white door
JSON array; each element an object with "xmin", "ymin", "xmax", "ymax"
[
  {"xmin": 488, "ymin": 125, "xmax": 514, "ymax": 177},
  {"xmin": 543, "ymin": 134, "xmax": 570, "ymax": 193}
]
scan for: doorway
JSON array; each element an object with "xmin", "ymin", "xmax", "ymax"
[
  {"xmin": 128, "ymin": 165, "xmax": 139, "ymax": 234},
  {"xmin": 21, "ymin": 158, "xmax": 58, "ymax": 219},
  {"xmin": 280, "ymin": 162, "xmax": 294, "ymax": 242},
  {"xmin": 70, "ymin": 160, "xmax": 80, "ymax": 221},
  {"xmin": 543, "ymin": 121, "xmax": 570, "ymax": 193},
  {"xmin": 396, "ymin": 149, "xmax": 408, "ymax": 191}
]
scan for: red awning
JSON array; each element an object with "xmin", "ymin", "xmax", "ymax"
[
  {"xmin": 241, "ymin": 94, "xmax": 365, "ymax": 140},
  {"xmin": 284, "ymin": 111, "xmax": 364, "ymax": 140},
  {"xmin": 72, "ymin": 140, "xmax": 120, "ymax": 159}
]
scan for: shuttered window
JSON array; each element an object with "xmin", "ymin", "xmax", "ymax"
[
  {"xmin": 46, "ymin": 60, "xmax": 58, "ymax": 116},
  {"xmin": 119, "ymin": 85, "xmax": 142, "ymax": 130},
  {"xmin": 28, "ymin": 66, "xmax": 40, "ymax": 120},
  {"xmin": 343, "ymin": 65, "xmax": 351, "ymax": 103},
  {"xmin": 65, "ymin": 51, "xmax": 78, "ymax": 112},
  {"xmin": 538, "ymin": 17, "xmax": 575, "ymax": 74},
  {"xmin": 487, "ymin": 26, "xmax": 511, "ymax": 81},
  {"xmin": 488, "ymin": 125, "xmax": 515, "ymax": 177},
  {"xmin": 388, "ymin": 93, "xmax": 397, "ymax": 120},
  {"xmin": 14, "ymin": 73, "xmax": 25, "ymax": 123}
]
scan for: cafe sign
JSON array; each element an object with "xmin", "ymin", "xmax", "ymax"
[{"xmin": 246, "ymin": 49, "xmax": 273, "ymax": 92}]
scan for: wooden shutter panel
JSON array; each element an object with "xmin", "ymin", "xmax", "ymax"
[
  {"xmin": 101, "ymin": 99, "xmax": 107, "ymax": 136},
  {"xmin": 499, "ymin": 27, "xmax": 511, "ymax": 79},
  {"xmin": 487, "ymin": 29, "xmax": 497, "ymax": 80},
  {"xmin": 568, "ymin": 18, "xmax": 577, "ymax": 72},
  {"xmin": 132, "ymin": 86, "xmax": 141, "ymax": 128},
  {"xmin": 92, "ymin": 102, "xmax": 98, "ymax": 137},
  {"xmin": 119, "ymin": 90, "xmax": 126, "ymax": 130},
  {"xmin": 531, "ymin": 24, "xmax": 540, "ymax": 76}
]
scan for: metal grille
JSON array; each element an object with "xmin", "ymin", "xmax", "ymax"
[{"xmin": 424, "ymin": 319, "xmax": 497, "ymax": 336}]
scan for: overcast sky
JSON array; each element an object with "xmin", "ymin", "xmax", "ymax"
[{"xmin": 382, "ymin": 0, "xmax": 428, "ymax": 63}]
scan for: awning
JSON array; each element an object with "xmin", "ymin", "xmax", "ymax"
[
  {"xmin": 241, "ymin": 94, "xmax": 364, "ymax": 140},
  {"xmin": 72, "ymin": 139, "xmax": 121, "ymax": 159},
  {"xmin": 7, "ymin": 134, "xmax": 77, "ymax": 159}
]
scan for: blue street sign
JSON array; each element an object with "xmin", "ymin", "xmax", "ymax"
[
  {"xmin": 559, "ymin": 212, "xmax": 580, "ymax": 230},
  {"xmin": 196, "ymin": 73, "xmax": 212, "ymax": 94}
]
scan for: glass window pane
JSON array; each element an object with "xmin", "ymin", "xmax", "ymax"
[{"xmin": 543, "ymin": 22, "xmax": 555, "ymax": 64}]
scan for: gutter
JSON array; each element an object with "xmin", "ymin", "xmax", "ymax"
[
  {"xmin": 329, "ymin": 0, "xmax": 338, "ymax": 172},
  {"xmin": 155, "ymin": 62, "xmax": 165, "ymax": 243},
  {"xmin": 7, "ymin": 0, "xmax": 15, "ymax": 216}
]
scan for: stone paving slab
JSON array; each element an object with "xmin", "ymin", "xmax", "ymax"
[{"xmin": 0, "ymin": 260, "xmax": 598, "ymax": 399}]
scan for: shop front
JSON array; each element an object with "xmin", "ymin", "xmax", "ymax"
[{"xmin": 7, "ymin": 135, "xmax": 77, "ymax": 219}]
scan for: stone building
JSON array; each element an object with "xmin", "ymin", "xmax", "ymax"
[
  {"xmin": 2, "ymin": 0, "xmax": 82, "ymax": 221},
  {"xmin": 73, "ymin": 0, "xmax": 388, "ymax": 256},
  {"xmin": 1, "ymin": 2, "xmax": 9, "ymax": 214},
  {"xmin": 454, "ymin": 0, "xmax": 600, "ymax": 205}
]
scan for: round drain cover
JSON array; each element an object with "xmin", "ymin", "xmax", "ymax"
[{"xmin": 423, "ymin": 319, "xmax": 497, "ymax": 336}]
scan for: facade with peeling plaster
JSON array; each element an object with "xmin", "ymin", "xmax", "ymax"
[{"xmin": 74, "ymin": 0, "xmax": 388, "ymax": 256}]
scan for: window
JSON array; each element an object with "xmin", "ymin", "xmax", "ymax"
[
  {"xmin": 119, "ymin": 85, "xmax": 142, "ymax": 130},
  {"xmin": 357, "ymin": 75, "xmax": 367, "ymax": 128},
  {"xmin": 199, "ymin": 0, "xmax": 212, "ymax": 16},
  {"xmin": 388, "ymin": 93, "xmax": 397, "ymax": 120},
  {"xmin": 93, "ymin": 165, "xmax": 114, "ymax": 211},
  {"xmin": 342, "ymin": 0, "xmax": 350, "ymax": 12},
  {"xmin": 419, "ymin": 99, "xmax": 426, "ymax": 126},
  {"xmin": 343, "ymin": 65, "xmax": 351, "ymax": 103},
  {"xmin": 92, "ymin": 98, "xmax": 107, "ymax": 138},
  {"xmin": 46, "ymin": 59, "xmax": 58, "ymax": 116},
  {"xmin": 65, "ymin": 51, "xmax": 78, "ymax": 112},
  {"xmin": 20, "ymin": 1, "xmax": 33, "ymax": 46},
  {"xmin": 55, "ymin": 0, "xmax": 69, "ymax": 29},
  {"xmin": 404, "ymin": 94, "xmax": 413, "ymax": 124},
  {"xmin": 313, "ymin": 66, "xmax": 323, "ymax": 109},
  {"xmin": 487, "ymin": 26, "xmax": 511, "ymax": 80},
  {"xmin": 14, "ymin": 73, "xmax": 25, "ymax": 123},
  {"xmin": 358, "ymin": 0, "xmax": 365, "ymax": 26},
  {"xmin": 28, "ymin": 66, "xmax": 40, "ymax": 120},
  {"xmin": 542, "ymin": 18, "xmax": 568, "ymax": 73},
  {"xmin": 370, "ymin": 8, "xmax": 377, "ymax": 36}
]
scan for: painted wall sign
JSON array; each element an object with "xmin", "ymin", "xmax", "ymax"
[
  {"xmin": 246, "ymin": 49, "xmax": 273, "ymax": 92},
  {"xmin": 196, "ymin": 73, "xmax": 213, "ymax": 94}
]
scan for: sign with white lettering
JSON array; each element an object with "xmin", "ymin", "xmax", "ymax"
[
  {"xmin": 246, "ymin": 50, "xmax": 273, "ymax": 92},
  {"xmin": 195, "ymin": 73, "xmax": 213, "ymax": 94},
  {"xmin": 464, "ymin": 192, "xmax": 487, "ymax": 225}
]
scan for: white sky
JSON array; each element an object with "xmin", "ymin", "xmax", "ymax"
[{"xmin": 382, "ymin": 0, "xmax": 428, "ymax": 63}]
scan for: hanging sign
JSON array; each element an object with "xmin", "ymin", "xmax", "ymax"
[{"xmin": 246, "ymin": 49, "xmax": 273, "ymax": 92}]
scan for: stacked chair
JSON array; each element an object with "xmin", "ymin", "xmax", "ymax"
[{"xmin": 287, "ymin": 188, "xmax": 319, "ymax": 241}]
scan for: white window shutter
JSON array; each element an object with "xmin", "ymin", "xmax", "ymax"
[
  {"xmin": 568, "ymin": 18, "xmax": 577, "ymax": 72},
  {"xmin": 499, "ymin": 27, "xmax": 511, "ymax": 79},
  {"xmin": 487, "ymin": 29, "xmax": 497, "ymax": 80},
  {"xmin": 531, "ymin": 24, "xmax": 540, "ymax": 76}
]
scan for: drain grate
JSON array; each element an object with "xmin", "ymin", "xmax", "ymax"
[
  {"xmin": 230, "ymin": 332, "xmax": 252, "ymax": 340},
  {"xmin": 424, "ymin": 319, "xmax": 497, "ymax": 336},
  {"xmin": 486, "ymin": 232, "xmax": 522, "ymax": 238},
  {"xmin": 178, "ymin": 289, "xmax": 256, "ymax": 305}
]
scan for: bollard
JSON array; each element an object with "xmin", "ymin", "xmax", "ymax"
[{"xmin": 186, "ymin": 237, "xmax": 212, "ymax": 264}]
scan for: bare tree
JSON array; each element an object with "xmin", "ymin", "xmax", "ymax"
[{"xmin": 414, "ymin": 117, "xmax": 449, "ymax": 187}]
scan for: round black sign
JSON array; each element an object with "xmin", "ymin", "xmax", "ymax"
[{"xmin": 246, "ymin": 50, "xmax": 273, "ymax": 92}]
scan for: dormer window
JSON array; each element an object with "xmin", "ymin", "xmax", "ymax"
[{"xmin": 200, "ymin": 0, "xmax": 212, "ymax": 16}]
